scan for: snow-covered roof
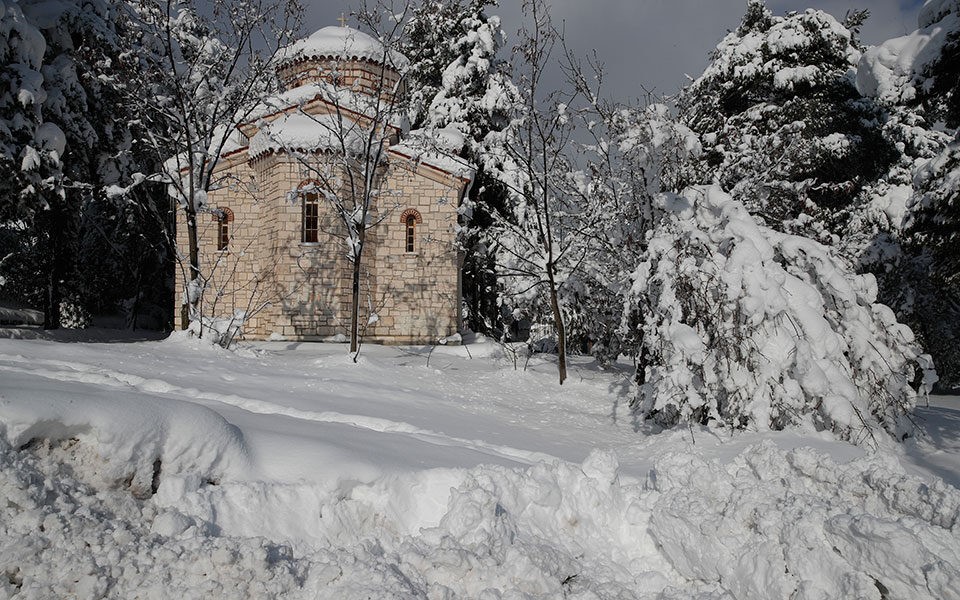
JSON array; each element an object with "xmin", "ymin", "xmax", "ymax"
[
  {"xmin": 389, "ymin": 126, "xmax": 475, "ymax": 181},
  {"xmin": 276, "ymin": 26, "xmax": 409, "ymax": 70},
  {"xmin": 247, "ymin": 81, "xmax": 403, "ymax": 128},
  {"xmin": 248, "ymin": 112, "xmax": 367, "ymax": 159}
]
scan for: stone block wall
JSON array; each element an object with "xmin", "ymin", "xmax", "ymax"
[
  {"xmin": 173, "ymin": 155, "xmax": 263, "ymax": 333},
  {"xmin": 175, "ymin": 137, "xmax": 466, "ymax": 345},
  {"xmin": 366, "ymin": 157, "xmax": 463, "ymax": 344}
]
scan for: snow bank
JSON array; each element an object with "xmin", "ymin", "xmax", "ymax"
[
  {"xmin": 3, "ymin": 430, "xmax": 958, "ymax": 598},
  {"xmin": 0, "ymin": 436, "xmax": 306, "ymax": 599},
  {"xmin": 0, "ymin": 373, "xmax": 249, "ymax": 495},
  {"xmin": 650, "ymin": 440, "xmax": 960, "ymax": 600}
]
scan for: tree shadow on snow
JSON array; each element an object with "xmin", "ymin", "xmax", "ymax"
[
  {"xmin": 0, "ymin": 325, "xmax": 167, "ymax": 344},
  {"xmin": 906, "ymin": 401, "xmax": 960, "ymax": 487}
]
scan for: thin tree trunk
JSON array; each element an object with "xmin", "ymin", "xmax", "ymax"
[
  {"xmin": 349, "ymin": 227, "xmax": 365, "ymax": 355},
  {"xmin": 350, "ymin": 260, "xmax": 360, "ymax": 354},
  {"xmin": 185, "ymin": 203, "xmax": 200, "ymax": 334},
  {"xmin": 547, "ymin": 265, "xmax": 567, "ymax": 385},
  {"xmin": 41, "ymin": 197, "xmax": 69, "ymax": 330}
]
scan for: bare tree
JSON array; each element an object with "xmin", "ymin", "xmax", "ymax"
[
  {"xmin": 485, "ymin": 0, "xmax": 602, "ymax": 384},
  {"xmin": 261, "ymin": 2, "xmax": 412, "ymax": 356},
  {"xmin": 126, "ymin": 0, "xmax": 302, "ymax": 336}
]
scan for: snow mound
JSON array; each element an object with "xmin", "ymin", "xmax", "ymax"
[
  {"xmin": 0, "ymin": 437, "xmax": 305, "ymax": 599},
  {"xmin": 276, "ymin": 26, "xmax": 408, "ymax": 70},
  {"xmin": 650, "ymin": 440, "xmax": 960, "ymax": 600},
  {"xmin": 0, "ymin": 381, "xmax": 249, "ymax": 495},
  {"xmin": 628, "ymin": 186, "xmax": 935, "ymax": 443},
  {"xmin": 4, "ymin": 431, "xmax": 959, "ymax": 598}
]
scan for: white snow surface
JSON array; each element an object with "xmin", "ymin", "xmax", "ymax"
[
  {"xmin": 0, "ymin": 332, "xmax": 958, "ymax": 599},
  {"xmin": 389, "ymin": 126, "xmax": 475, "ymax": 180}
]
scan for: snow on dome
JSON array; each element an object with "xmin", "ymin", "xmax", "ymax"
[
  {"xmin": 276, "ymin": 26, "xmax": 408, "ymax": 70},
  {"xmin": 249, "ymin": 112, "xmax": 367, "ymax": 159}
]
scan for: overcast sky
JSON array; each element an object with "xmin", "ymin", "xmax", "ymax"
[{"xmin": 303, "ymin": 0, "xmax": 925, "ymax": 100}]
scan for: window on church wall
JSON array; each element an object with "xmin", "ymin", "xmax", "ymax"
[
  {"xmin": 400, "ymin": 209, "xmax": 422, "ymax": 253},
  {"xmin": 213, "ymin": 207, "xmax": 233, "ymax": 251},
  {"xmin": 405, "ymin": 215, "xmax": 416, "ymax": 252},
  {"xmin": 302, "ymin": 192, "xmax": 320, "ymax": 243}
]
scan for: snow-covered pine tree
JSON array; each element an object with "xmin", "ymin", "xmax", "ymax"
[
  {"xmin": 402, "ymin": 0, "xmax": 477, "ymax": 130},
  {"xmin": 679, "ymin": 0, "xmax": 895, "ymax": 246},
  {"xmin": 857, "ymin": 0, "xmax": 960, "ymax": 385},
  {"xmin": 624, "ymin": 185, "xmax": 936, "ymax": 445},
  {"xmin": 18, "ymin": 0, "xmax": 170, "ymax": 329},
  {"xmin": 403, "ymin": 0, "xmax": 521, "ymax": 336},
  {"xmin": 906, "ymin": 1, "xmax": 960, "ymax": 385}
]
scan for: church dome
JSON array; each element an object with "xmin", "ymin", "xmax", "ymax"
[{"xmin": 276, "ymin": 26, "xmax": 409, "ymax": 71}]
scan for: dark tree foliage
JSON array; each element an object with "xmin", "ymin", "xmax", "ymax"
[
  {"xmin": 897, "ymin": 2, "xmax": 960, "ymax": 386},
  {"xmin": 403, "ymin": 0, "xmax": 519, "ymax": 337}
]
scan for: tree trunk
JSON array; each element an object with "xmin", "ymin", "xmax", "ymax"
[
  {"xmin": 547, "ymin": 265, "xmax": 567, "ymax": 385},
  {"xmin": 349, "ymin": 227, "xmax": 365, "ymax": 356},
  {"xmin": 40, "ymin": 196, "xmax": 70, "ymax": 330},
  {"xmin": 350, "ymin": 260, "xmax": 360, "ymax": 354},
  {"xmin": 185, "ymin": 203, "xmax": 201, "ymax": 335}
]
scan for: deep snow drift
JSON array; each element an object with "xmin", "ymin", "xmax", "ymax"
[{"xmin": 0, "ymin": 332, "xmax": 958, "ymax": 599}]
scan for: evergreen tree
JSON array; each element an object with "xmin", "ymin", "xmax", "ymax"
[
  {"xmin": 0, "ymin": 0, "xmax": 172, "ymax": 329},
  {"xmin": 0, "ymin": 1, "xmax": 66, "ymax": 327},
  {"xmin": 624, "ymin": 185, "xmax": 935, "ymax": 445},
  {"xmin": 403, "ymin": 0, "xmax": 520, "ymax": 336},
  {"xmin": 679, "ymin": 0, "xmax": 896, "ymax": 246},
  {"xmin": 859, "ymin": 0, "xmax": 960, "ymax": 385}
]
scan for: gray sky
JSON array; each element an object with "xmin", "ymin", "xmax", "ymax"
[{"xmin": 304, "ymin": 0, "xmax": 925, "ymax": 100}]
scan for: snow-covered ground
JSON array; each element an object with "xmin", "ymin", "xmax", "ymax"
[{"xmin": 1, "ymin": 330, "xmax": 958, "ymax": 599}]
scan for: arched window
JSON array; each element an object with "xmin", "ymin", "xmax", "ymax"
[
  {"xmin": 302, "ymin": 191, "xmax": 320, "ymax": 243},
  {"xmin": 405, "ymin": 215, "xmax": 416, "ymax": 252},
  {"xmin": 212, "ymin": 207, "xmax": 234, "ymax": 251},
  {"xmin": 400, "ymin": 208, "xmax": 422, "ymax": 253}
]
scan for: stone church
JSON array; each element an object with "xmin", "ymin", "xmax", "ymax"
[{"xmin": 174, "ymin": 26, "xmax": 473, "ymax": 344}]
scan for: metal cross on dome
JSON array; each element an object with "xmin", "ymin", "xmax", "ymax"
[{"xmin": 338, "ymin": 13, "xmax": 347, "ymax": 27}]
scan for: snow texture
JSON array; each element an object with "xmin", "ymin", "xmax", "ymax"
[
  {"xmin": 857, "ymin": 0, "xmax": 960, "ymax": 106},
  {"xmin": 250, "ymin": 112, "xmax": 367, "ymax": 159},
  {"xmin": 389, "ymin": 126, "xmax": 475, "ymax": 179}
]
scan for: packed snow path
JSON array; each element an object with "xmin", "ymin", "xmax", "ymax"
[{"xmin": 1, "ymin": 332, "xmax": 959, "ymax": 599}]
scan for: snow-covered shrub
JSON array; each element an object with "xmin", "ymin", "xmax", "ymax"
[
  {"xmin": 58, "ymin": 297, "xmax": 91, "ymax": 329},
  {"xmin": 187, "ymin": 311, "xmax": 246, "ymax": 348},
  {"xmin": 625, "ymin": 186, "xmax": 936, "ymax": 444}
]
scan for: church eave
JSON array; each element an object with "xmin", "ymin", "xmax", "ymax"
[{"xmin": 387, "ymin": 147, "xmax": 474, "ymax": 184}]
